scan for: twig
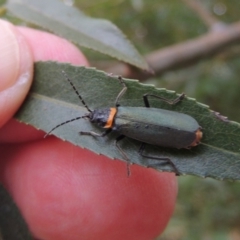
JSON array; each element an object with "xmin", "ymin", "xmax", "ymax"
[
  {"xmin": 146, "ymin": 21, "xmax": 240, "ymax": 75},
  {"xmin": 99, "ymin": 21, "xmax": 240, "ymax": 80}
]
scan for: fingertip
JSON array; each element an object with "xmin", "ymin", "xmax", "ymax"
[
  {"xmin": 0, "ymin": 20, "xmax": 33, "ymax": 128},
  {"xmin": 0, "ymin": 119, "xmax": 45, "ymax": 143},
  {"xmin": 1, "ymin": 138, "xmax": 177, "ymax": 240},
  {"xmin": 0, "ymin": 26, "xmax": 89, "ymax": 142},
  {"xmin": 17, "ymin": 27, "xmax": 89, "ymax": 65}
]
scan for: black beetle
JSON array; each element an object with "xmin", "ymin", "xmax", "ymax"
[{"xmin": 46, "ymin": 71, "xmax": 202, "ymax": 175}]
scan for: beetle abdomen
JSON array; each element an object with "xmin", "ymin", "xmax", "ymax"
[{"xmin": 114, "ymin": 107, "xmax": 201, "ymax": 149}]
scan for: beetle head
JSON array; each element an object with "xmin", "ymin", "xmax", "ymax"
[{"xmin": 87, "ymin": 108, "xmax": 111, "ymax": 128}]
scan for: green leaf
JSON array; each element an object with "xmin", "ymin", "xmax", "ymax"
[
  {"xmin": 0, "ymin": 184, "xmax": 32, "ymax": 240},
  {"xmin": 6, "ymin": 0, "xmax": 149, "ymax": 70},
  {"xmin": 15, "ymin": 61, "xmax": 240, "ymax": 180}
]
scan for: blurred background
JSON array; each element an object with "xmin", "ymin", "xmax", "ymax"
[{"xmin": 2, "ymin": 0, "xmax": 240, "ymax": 239}]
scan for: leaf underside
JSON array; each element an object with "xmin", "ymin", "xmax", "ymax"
[
  {"xmin": 15, "ymin": 62, "xmax": 240, "ymax": 180},
  {"xmin": 6, "ymin": 0, "xmax": 149, "ymax": 70},
  {"xmin": 0, "ymin": 184, "xmax": 32, "ymax": 240}
]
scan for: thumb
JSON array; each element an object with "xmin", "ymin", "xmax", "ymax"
[{"xmin": 0, "ymin": 20, "xmax": 33, "ymax": 128}]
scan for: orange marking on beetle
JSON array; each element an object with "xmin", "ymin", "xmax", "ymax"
[
  {"xmin": 104, "ymin": 108, "xmax": 117, "ymax": 128},
  {"xmin": 190, "ymin": 128, "xmax": 203, "ymax": 147}
]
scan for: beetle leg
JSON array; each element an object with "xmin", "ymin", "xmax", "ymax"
[
  {"xmin": 114, "ymin": 76, "xmax": 127, "ymax": 106},
  {"xmin": 115, "ymin": 135, "xmax": 131, "ymax": 176},
  {"xmin": 143, "ymin": 93, "xmax": 185, "ymax": 108},
  {"xmin": 138, "ymin": 143, "xmax": 180, "ymax": 176},
  {"xmin": 80, "ymin": 128, "xmax": 112, "ymax": 137}
]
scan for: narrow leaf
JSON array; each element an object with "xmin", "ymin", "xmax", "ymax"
[
  {"xmin": 15, "ymin": 62, "xmax": 240, "ymax": 180},
  {"xmin": 6, "ymin": 0, "xmax": 149, "ymax": 70}
]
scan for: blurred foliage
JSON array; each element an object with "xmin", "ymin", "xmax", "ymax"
[
  {"xmin": 2, "ymin": 0, "xmax": 240, "ymax": 239},
  {"xmin": 159, "ymin": 176, "xmax": 240, "ymax": 240}
]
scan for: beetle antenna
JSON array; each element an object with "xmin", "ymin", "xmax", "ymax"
[
  {"xmin": 44, "ymin": 116, "xmax": 88, "ymax": 138},
  {"xmin": 61, "ymin": 70, "xmax": 92, "ymax": 113}
]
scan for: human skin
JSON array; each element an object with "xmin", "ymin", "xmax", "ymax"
[{"xmin": 0, "ymin": 20, "xmax": 177, "ymax": 240}]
